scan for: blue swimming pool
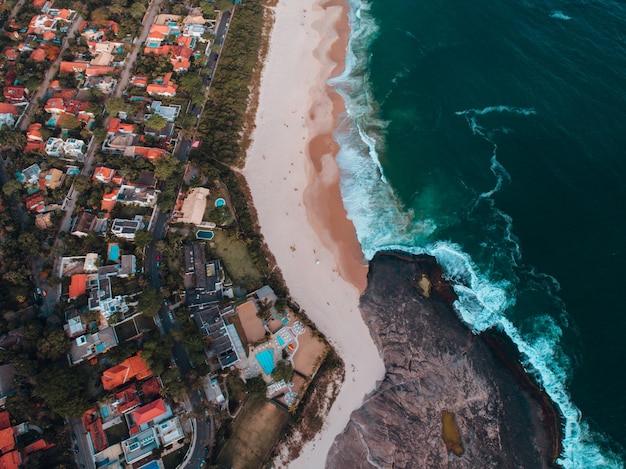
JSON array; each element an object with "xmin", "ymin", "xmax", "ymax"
[
  {"xmin": 101, "ymin": 405, "xmax": 109, "ymax": 418},
  {"xmin": 215, "ymin": 198, "xmax": 226, "ymax": 207},
  {"xmin": 196, "ymin": 230, "xmax": 214, "ymax": 240},
  {"xmin": 255, "ymin": 350, "xmax": 275, "ymax": 375},
  {"xmin": 109, "ymin": 245, "xmax": 119, "ymax": 262},
  {"xmin": 277, "ymin": 336, "xmax": 285, "ymax": 347}
]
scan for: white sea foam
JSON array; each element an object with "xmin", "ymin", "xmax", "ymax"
[
  {"xmin": 332, "ymin": 0, "xmax": 623, "ymax": 467},
  {"xmin": 551, "ymin": 11, "xmax": 572, "ymax": 21}
]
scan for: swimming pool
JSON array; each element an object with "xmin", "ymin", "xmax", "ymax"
[
  {"xmin": 215, "ymin": 198, "xmax": 226, "ymax": 207},
  {"xmin": 255, "ymin": 349, "xmax": 275, "ymax": 375},
  {"xmin": 109, "ymin": 244, "xmax": 119, "ymax": 262},
  {"xmin": 276, "ymin": 336, "xmax": 285, "ymax": 347},
  {"xmin": 196, "ymin": 230, "xmax": 214, "ymax": 240},
  {"xmin": 101, "ymin": 405, "xmax": 109, "ymax": 418}
]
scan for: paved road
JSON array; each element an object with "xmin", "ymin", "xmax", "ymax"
[
  {"xmin": 114, "ymin": 0, "xmax": 166, "ymax": 98},
  {"xmin": 69, "ymin": 418, "xmax": 95, "ymax": 469},
  {"xmin": 19, "ymin": 14, "xmax": 84, "ymax": 131}
]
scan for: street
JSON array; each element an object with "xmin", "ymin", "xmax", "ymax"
[{"xmin": 69, "ymin": 418, "xmax": 95, "ymax": 469}]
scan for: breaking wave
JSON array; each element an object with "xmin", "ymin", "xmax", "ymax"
[{"xmin": 330, "ymin": 0, "xmax": 623, "ymax": 467}]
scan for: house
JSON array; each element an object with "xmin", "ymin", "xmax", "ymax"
[
  {"xmin": 64, "ymin": 315, "xmax": 86, "ymax": 338},
  {"xmin": 59, "ymin": 61, "xmax": 88, "ymax": 74},
  {"xmin": 193, "ymin": 304, "xmax": 243, "ymax": 368},
  {"xmin": 44, "ymin": 137, "xmax": 63, "ymax": 156},
  {"xmin": 101, "ymin": 353, "xmax": 152, "ymax": 391},
  {"xmin": 35, "ymin": 212, "xmax": 53, "ymax": 229},
  {"xmin": 24, "ymin": 193, "xmax": 45, "ymax": 213},
  {"xmin": 150, "ymin": 101, "xmax": 180, "ymax": 122},
  {"xmin": 64, "ymin": 138, "xmax": 85, "ymax": 158},
  {"xmin": 83, "ymin": 75, "xmax": 117, "ymax": 94},
  {"xmin": 69, "ymin": 273, "xmax": 88, "ymax": 298},
  {"xmin": 38, "ymin": 168, "xmax": 65, "ymax": 190},
  {"xmin": 183, "ymin": 23, "xmax": 205, "ymax": 37},
  {"xmin": 17, "ymin": 163, "xmax": 41, "ymax": 185},
  {"xmin": 26, "ymin": 123, "xmax": 43, "ymax": 141},
  {"xmin": 71, "ymin": 212, "xmax": 98, "ymax": 237},
  {"xmin": 111, "ymin": 216, "xmax": 144, "ymax": 240},
  {"xmin": 155, "ymin": 417, "xmax": 184, "ymax": 446},
  {"xmin": 0, "ymin": 103, "xmax": 18, "ymax": 129},
  {"xmin": 68, "ymin": 327, "xmax": 118, "ymax": 366},
  {"xmin": 131, "ymin": 398, "xmax": 168, "ymax": 427},
  {"xmin": 173, "ymin": 187, "xmax": 210, "ymax": 225},
  {"xmin": 117, "ymin": 185, "xmax": 159, "ymax": 207},
  {"xmin": 119, "ymin": 255, "xmax": 137, "ymax": 278},
  {"xmin": 183, "ymin": 243, "xmax": 224, "ymax": 306},
  {"xmin": 129, "ymin": 146, "xmax": 167, "ymax": 162},
  {"xmin": 30, "ymin": 47, "xmax": 46, "ymax": 62},
  {"xmin": 93, "ymin": 166, "xmax": 116, "ymax": 184},
  {"xmin": 107, "ymin": 117, "xmax": 135, "ymax": 135},
  {"xmin": 136, "ymin": 170, "xmax": 156, "ymax": 188},
  {"xmin": 146, "ymin": 72, "xmax": 178, "ymax": 97},
  {"xmin": 3, "ymin": 86, "xmax": 28, "ymax": 104},
  {"xmin": 130, "ymin": 75, "xmax": 148, "ymax": 87},
  {"xmin": 101, "ymin": 188, "xmax": 119, "ymax": 214},
  {"xmin": 121, "ymin": 427, "xmax": 158, "ymax": 465}
]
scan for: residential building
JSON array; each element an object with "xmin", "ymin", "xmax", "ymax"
[
  {"xmin": 3, "ymin": 86, "xmax": 28, "ymax": 104},
  {"xmin": 0, "ymin": 103, "xmax": 18, "ymax": 129},
  {"xmin": 155, "ymin": 417, "xmax": 184, "ymax": 447},
  {"xmin": 121, "ymin": 427, "xmax": 158, "ymax": 465},
  {"xmin": 173, "ymin": 187, "xmax": 209, "ymax": 225},
  {"xmin": 147, "ymin": 72, "xmax": 178, "ymax": 97},
  {"xmin": 193, "ymin": 305, "xmax": 244, "ymax": 368},
  {"xmin": 119, "ymin": 255, "xmax": 137, "ymax": 278},
  {"xmin": 38, "ymin": 168, "xmax": 65, "ymax": 189},
  {"xmin": 24, "ymin": 193, "xmax": 45, "ymax": 213},
  {"xmin": 71, "ymin": 212, "xmax": 98, "ymax": 237},
  {"xmin": 68, "ymin": 327, "xmax": 118, "ymax": 366},
  {"xmin": 17, "ymin": 163, "xmax": 41, "ymax": 185},
  {"xmin": 101, "ymin": 353, "xmax": 152, "ymax": 391},
  {"xmin": 44, "ymin": 137, "xmax": 63, "ymax": 156},
  {"xmin": 150, "ymin": 101, "xmax": 180, "ymax": 122},
  {"xmin": 0, "ymin": 365, "xmax": 15, "ymax": 407},
  {"xmin": 111, "ymin": 216, "xmax": 144, "ymax": 240},
  {"xmin": 93, "ymin": 166, "xmax": 116, "ymax": 184},
  {"xmin": 117, "ymin": 185, "xmax": 159, "ymax": 207}
]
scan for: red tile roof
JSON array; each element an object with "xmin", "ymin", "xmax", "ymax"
[
  {"xmin": 93, "ymin": 166, "xmax": 115, "ymax": 183},
  {"xmin": 82, "ymin": 408, "xmax": 107, "ymax": 452},
  {"xmin": 0, "ymin": 451, "xmax": 20, "ymax": 469},
  {"xmin": 0, "ymin": 427, "xmax": 15, "ymax": 454},
  {"xmin": 132, "ymin": 398, "xmax": 166, "ymax": 426},
  {"xmin": 26, "ymin": 123, "xmax": 43, "ymax": 141},
  {"xmin": 23, "ymin": 439, "xmax": 54, "ymax": 456},
  {"xmin": 0, "ymin": 412, "xmax": 10, "ymax": 431},
  {"xmin": 24, "ymin": 141, "xmax": 45, "ymax": 154},
  {"xmin": 30, "ymin": 48, "xmax": 46, "ymax": 62},
  {"xmin": 69, "ymin": 274, "xmax": 87, "ymax": 299},
  {"xmin": 101, "ymin": 354, "xmax": 152, "ymax": 391},
  {"xmin": 59, "ymin": 61, "xmax": 88, "ymax": 74},
  {"xmin": 0, "ymin": 103, "xmax": 18, "ymax": 115},
  {"xmin": 3, "ymin": 86, "xmax": 26, "ymax": 103}
]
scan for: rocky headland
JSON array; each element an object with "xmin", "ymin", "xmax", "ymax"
[{"xmin": 327, "ymin": 251, "xmax": 561, "ymax": 469}]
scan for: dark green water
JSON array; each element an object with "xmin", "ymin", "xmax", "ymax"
[{"xmin": 333, "ymin": 0, "xmax": 626, "ymax": 466}]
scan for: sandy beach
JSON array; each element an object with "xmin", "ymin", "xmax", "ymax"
[{"xmin": 243, "ymin": 0, "xmax": 385, "ymax": 466}]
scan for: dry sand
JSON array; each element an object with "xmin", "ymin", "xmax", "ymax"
[{"xmin": 243, "ymin": 0, "xmax": 385, "ymax": 466}]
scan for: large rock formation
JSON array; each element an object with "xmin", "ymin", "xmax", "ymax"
[{"xmin": 327, "ymin": 252, "xmax": 560, "ymax": 469}]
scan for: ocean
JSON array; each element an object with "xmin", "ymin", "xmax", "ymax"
[{"xmin": 331, "ymin": 0, "xmax": 626, "ymax": 467}]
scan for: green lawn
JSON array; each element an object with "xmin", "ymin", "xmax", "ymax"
[
  {"xmin": 209, "ymin": 230, "xmax": 263, "ymax": 290},
  {"xmin": 217, "ymin": 398, "xmax": 289, "ymax": 469},
  {"xmin": 104, "ymin": 422, "xmax": 129, "ymax": 446},
  {"xmin": 162, "ymin": 444, "xmax": 189, "ymax": 469}
]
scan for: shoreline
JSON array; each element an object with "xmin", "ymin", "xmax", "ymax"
[{"xmin": 243, "ymin": 0, "xmax": 385, "ymax": 466}]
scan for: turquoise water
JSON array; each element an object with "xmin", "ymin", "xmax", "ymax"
[
  {"xmin": 215, "ymin": 198, "xmax": 226, "ymax": 207},
  {"xmin": 109, "ymin": 245, "xmax": 119, "ymax": 262},
  {"xmin": 256, "ymin": 350, "xmax": 275, "ymax": 375},
  {"xmin": 196, "ymin": 230, "xmax": 214, "ymax": 240},
  {"xmin": 101, "ymin": 405, "xmax": 109, "ymax": 418},
  {"xmin": 334, "ymin": 0, "xmax": 626, "ymax": 466},
  {"xmin": 276, "ymin": 336, "xmax": 285, "ymax": 347}
]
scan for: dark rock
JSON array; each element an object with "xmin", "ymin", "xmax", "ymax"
[{"xmin": 327, "ymin": 251, "xmax": 561, "ymax": 469}]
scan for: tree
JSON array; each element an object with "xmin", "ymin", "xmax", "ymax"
[
  {"xmin": 129, "ymin": 1, "xmax": 146, "ymax": 20},
  {"xmin": 176, "ymin": 112, "xmax": 196, "ymax": 131},
  {"xmin": 57, "ymin": 113, "xmax": 81, "ymax": 129},
  {"xmin": 134, "ymin": 230, "xmax": 153, "ymax": 249},
  {"xmin": 179, "ymin": 73, "xmax": 203, "ymax": 94},
  {"xmin": 73, "ymin": 174, "xmax": 92, "ymax": 192},
  {"xmin": 0, "ymin": 128, "xmax": 26, "ymax": 149},
  {"xmin": 145, "ymin": 114, "xmax": 167, "ymax": 131},
  {"xmin": 271, "ymin": 360, "xmax": 294, "ymax": 383},
  {"xmin": 37, "ymin": 329, "xmax": 71, "ymax": 360},
  {"xmin": 153, "ymin": 153, "xmax": 179, "ymax": 180},
  {"xmin": 32, "ymin": 365, "xmax": 88, "ymax": 417},
  {"xmin": 105, "ymin": 97, "xmax": 126, "ymax": 116},
  {"xmin": 245, "ymin": 376, "xmax": 267, "ymax": 398},
  {"xmin": 138, "ymin": 287, "xmax": 161, "ymax": 317},
  {"xmin": 2, "ymin": 179, "xmax": 23, "ymax": 197}
]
